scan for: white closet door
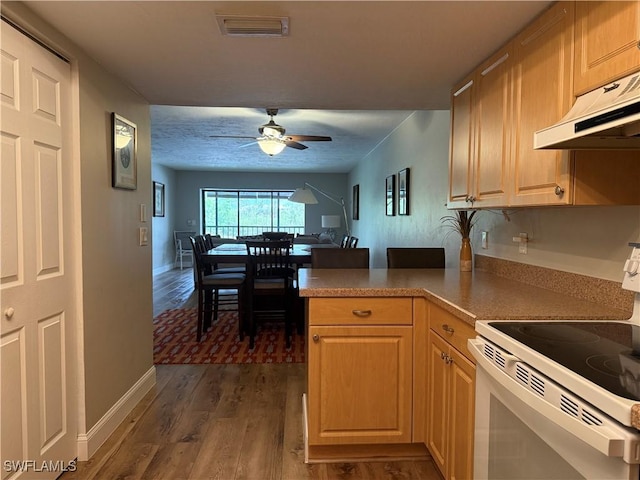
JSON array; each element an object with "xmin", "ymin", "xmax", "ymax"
[{"xmin": 1, "ymin": 21, "xmax": 77, "ymax": 479}]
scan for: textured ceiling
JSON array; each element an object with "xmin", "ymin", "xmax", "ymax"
[{"xmin": 19, "ymin": 1, "xmax": 552, "ymax": 172}]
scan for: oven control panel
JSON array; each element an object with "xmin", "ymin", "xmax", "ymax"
[{"xmin": 622, "ymin": 244, "xmax": 640, "ymax": 293}]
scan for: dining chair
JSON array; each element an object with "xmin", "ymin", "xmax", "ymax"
[
  {"xmin": 189, "ymin": 236, "xmax": 247, "ymax": 342},
  {"xmin": 311, "ymin": 247, "xmax": 369, "ymax": 268},
  {"xmin": 386, "ymin": 247, "xmax": 446, "ymax": 269},
  {"xmin": 245, "ymin": 240, "xmax": 297, "ymax": 349},
  {"xmin": 174, "ymin": 230, "xmax": 196, "ymax": 269}
]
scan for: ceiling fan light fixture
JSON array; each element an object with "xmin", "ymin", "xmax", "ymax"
[{"xmin": 258, "ymin": 137, "xmax": 287, "ymax": 156}]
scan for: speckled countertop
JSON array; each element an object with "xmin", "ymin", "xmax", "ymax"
[
  {"xmin": 298, "ymin": 268, "xmax": 640, "ymax": 429},
  {"xmin": 298, "ymin": 268, "xmax": 632, "ymax": 326},
  {"xmin": 299, "ymin": 267, "xmax": 640, "ymax": 428}
]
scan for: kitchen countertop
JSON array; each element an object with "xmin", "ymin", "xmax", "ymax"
[
  {"xmin": 300, "ymin": 267, "xmax": 640, "ymax": 428},
  {"xmin": 298, "ymin": 268, "xmax": 632, "ymax": 327}
]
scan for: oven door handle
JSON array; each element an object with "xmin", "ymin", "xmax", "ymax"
[{"xmin": 469, "ymin": 338, "xmax": 640, "ymax": 463}]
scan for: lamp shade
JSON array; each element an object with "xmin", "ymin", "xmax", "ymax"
[
  {"xmin": 321, "ymin": 215, "xmax": 341, "ymax": 228},
  {"xmin": 258, "ymin": 138, "xmax": 286, "ymax": 156},
  {"xmin": 288, "ymin": 188, "xmax": 318, "ymax": 204}
]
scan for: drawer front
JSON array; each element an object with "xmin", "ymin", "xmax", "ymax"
[
  {"xmin": 429, "ymin": 303, "xmax": 476, "ymax": 361},
  {"xmin": 308, "ymin": 297, "xmax": 413, "ymax": 326}
]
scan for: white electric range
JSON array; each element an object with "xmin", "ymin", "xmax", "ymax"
[{"xmin": 469, "ymin": 242, "xmax": 640, "ymax": 480}]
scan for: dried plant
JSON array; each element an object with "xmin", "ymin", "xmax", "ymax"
[{"xmin": 440, "ymin": 209, "xmax": 478, "ymax": 239}]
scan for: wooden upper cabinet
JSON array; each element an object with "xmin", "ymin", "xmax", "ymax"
[
  {"xmin": 473, "ymin": 45, "xmax": 512, "ymax": 208},
  {"xmin": 574, "ymin": 1, "xmax": 640, "ymax": 96},
  {"xmin": 448, "ymin": 76, "xmax": 474, "ymax": 208},
  {"xmin": 510, "ymin": 1, "xmax": 574, "ymax": 206}
]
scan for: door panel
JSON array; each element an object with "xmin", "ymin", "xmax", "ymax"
[{"xmin": 1, "ymin": 21, "xmax": 76, "ymax": 479}]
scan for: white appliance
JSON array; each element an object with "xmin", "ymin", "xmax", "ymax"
[
  {"xmin": 469, "ymin": 242, "xmax": 640, "ymax": 479},
  {"xmin": 534, "ymin": 71, "xmax": 640, "ymax": 150}
]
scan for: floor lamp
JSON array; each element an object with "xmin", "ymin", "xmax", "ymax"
[{"xmin": 288, "ymin": 183, "xmax": 351, "ymax": 236}]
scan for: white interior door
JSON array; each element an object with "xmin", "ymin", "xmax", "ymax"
[{"xmin": 1, "ymin": 21, "xmax": 77, "ymax": 479}]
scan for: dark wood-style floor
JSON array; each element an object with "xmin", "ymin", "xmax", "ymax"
[{"xmin": 62, "ymin": 267, "xmax": 442, "ymax": 480}]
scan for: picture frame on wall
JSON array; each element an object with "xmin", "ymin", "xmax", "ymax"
[
  {"xmin": 153, "ymin": 181, "xmax": 165, "ymax": 217},
  {"xmin": 385, "ymin": 174, "xmax": 395, "ymax": 216},
  {"xmin": 352, "ymin": 184, "xmax": 360, "ymax": 220},
  {"xmin": 112, "ymin": 113, "xmax": 137, "ymax": 190},
  {"xmin": 398, "ymin": 168, "xmax": 410, "ymax": 215}
]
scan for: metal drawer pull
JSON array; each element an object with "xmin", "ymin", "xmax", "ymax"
[
  {"xmin": 441, "ymin": 324, "xmax": 455, "ymax": 334},
  {"xmin": 352, "ymin": 309, "xmax": 373, "ymax": 317}
]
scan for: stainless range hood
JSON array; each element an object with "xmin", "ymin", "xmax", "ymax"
[{"xmin": 534, "ymin": 71, "xmax": 640, "ymax": 150}]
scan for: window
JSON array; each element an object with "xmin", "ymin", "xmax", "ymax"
[{"xmin": 202, "ymin": 189, "xmax": 305, "ymax": 238}]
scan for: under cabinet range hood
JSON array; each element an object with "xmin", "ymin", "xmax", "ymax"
[{"xmin": 534, "ymin": 71, "xmax": 640, "ymax": 150}]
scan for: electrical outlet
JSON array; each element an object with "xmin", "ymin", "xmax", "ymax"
[
  {"xmin": 481, "ymin": 231, "xmax": 488, "ymax": 249},
  {"xmin": 512, "ymin": 232, "xmax": 528, "ymax": 254}
]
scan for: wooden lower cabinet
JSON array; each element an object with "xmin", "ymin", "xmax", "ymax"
[
  {"xmin": 427, "ymin": 307, "xmax": 476, "ymax": 480},
  {"xmin": 306, "ymin": 297, "xmax": 415, "ymax": 449}
]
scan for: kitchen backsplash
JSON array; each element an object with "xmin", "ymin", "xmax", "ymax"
[{"xmin": 475, "ymin": 254, "xmax": 635, "ymax": 315}]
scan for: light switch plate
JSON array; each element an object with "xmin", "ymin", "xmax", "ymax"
[{"xmin": 139, "ymin": 227, "xmax": 149, "ymax": 246}]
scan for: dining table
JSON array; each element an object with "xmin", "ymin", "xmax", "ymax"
[{"xmin": 202, "ymin": 242, "xmax": 338, "ymax": 268}]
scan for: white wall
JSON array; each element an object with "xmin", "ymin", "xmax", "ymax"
[
  {"xmin": 350, "ymin": 111, "xmax": 455, "ymax": 268},
  {"xmin": 151, "ymin": 164, "xmax": 177, "ymax": 273},
  {"xmin": 349, "ymin": 111, "xmax": 640, "ymax": 281}
]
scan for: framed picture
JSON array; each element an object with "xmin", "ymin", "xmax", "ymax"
[
  {"xmin": 352, "ymin": 184, "xmax": 360, "ymax": 220},
  {"xmin": 385, "ymin": 174, "xmax": 395, "ymax": 216},
  {"xmin": 153, "ymin": 181, "xmax": 165, "ymax": 217},
  {"xmin": 398, "ymin": 168, "xmax": 410, "ymax": 215},
  {"xmin": 112, "ymin": 113, "xmax": 137, "ymax": 190}
]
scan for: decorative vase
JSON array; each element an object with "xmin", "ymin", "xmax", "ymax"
[{"xmin": 460, "ymin": 237, "xmax": 472, "ymax": 272}]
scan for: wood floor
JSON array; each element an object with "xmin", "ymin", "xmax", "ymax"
[{"xmin": 61, "ymin": 268, "xmax": 442, "ymax": 480}]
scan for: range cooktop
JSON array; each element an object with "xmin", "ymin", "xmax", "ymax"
[{"xmin": 489, "ymin": 321, "xmax": 640, "ymax": 401}]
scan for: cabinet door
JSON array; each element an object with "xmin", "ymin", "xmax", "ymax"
[
  {"xmin": 448, "ymin": 349, "xmax": 476, "ymax": 480},
  {"xmin": 427, "ymin": 331, "xmax": 449, "ymax": 477},
  {"xmin": 448, "ymin": 76, "xmax": 474, "ymax": 208},
  {"xmin": 473, "ymin": 45, "xmax": 512, "ymax": 207},
  {"xmin": 574, "ymin": 1, "xmax": 640, "ymax": 95},
  {"xmin": 510, "ymin": 2, "xmax": 574, "ymax": 206},
  {"xmin": 307, "ymin": 325, "xmax": 413, "ymax": 445}
]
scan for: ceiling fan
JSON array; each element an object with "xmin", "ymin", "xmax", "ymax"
[{"xmin": 209, "ymin": 108, "xmax": 332, "ymax": 156}]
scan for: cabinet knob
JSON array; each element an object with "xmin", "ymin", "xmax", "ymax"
[
  {"xmin": 312, "ymin": 334, "xmax": 320, "ymax": 343},
  {"xmin": 352, "ymin": 309, "xmax": 372, "ymax": 317},
  {"xmin": 554, "ymin": 185, "xmax": 565, "ymax": 196},
  {"xmin": 441, "ymin": 324, "xmax": 454, "ymax": 335},
  {"xmin": 4, "ymin": 307, "xmax": 15, "ymax": 319}
]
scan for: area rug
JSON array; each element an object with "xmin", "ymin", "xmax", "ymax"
[{"xmin": 153, "ymin": 308, "xmax": 305, "ymax": 364}]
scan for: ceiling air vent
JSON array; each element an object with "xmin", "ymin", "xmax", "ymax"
[{"xmin": 216, "ymin": 15, "xmax": 289, "ymax": 37}]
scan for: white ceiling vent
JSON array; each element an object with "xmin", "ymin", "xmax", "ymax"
[{"xmin": 216, "ymin": 15, "xmax": 289, "ymax": 37}]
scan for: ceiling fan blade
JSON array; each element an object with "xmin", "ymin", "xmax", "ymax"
[
  {"xmin": 287, "ymin": 135, "xmax": 332, "ymax": 142},
  {"xmin": 209, "ymin": 135, "xmax": 257, "ymax": 139},
  {"xmin": 285, "ymin": 140, "xmax": 308, "ymax": 150}
]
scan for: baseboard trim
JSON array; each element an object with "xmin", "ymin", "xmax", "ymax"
[
  {"xmin": 76, "ymin": 366, "xmax": 156, "ymax": 461},
  {"xmin": 153, "ymin": 263, "xmax": 175, "ymax": 276}
]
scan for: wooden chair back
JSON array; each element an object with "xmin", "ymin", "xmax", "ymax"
[
  {"xmin": 311, "ymin": 248, "xmax": 369, "ymax": 269},
  {"xmin": 386, "ymin": 247, "xmax": 445, "ymax": 269}
]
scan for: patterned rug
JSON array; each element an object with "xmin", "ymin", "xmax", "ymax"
[{"xmin": 153, "ymin": 308, "xmax": 305, "ymax": 364}]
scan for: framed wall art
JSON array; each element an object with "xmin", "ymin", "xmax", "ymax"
[
  {"xmin": 398, "ymin": 168, "xmax": 410, "ymax": 215},
  {"xmin": 112, "ymin": 113, "xmax": 137, "ymax": 190},
  {"xmin": 385, "ymin": 174, "xmax": 395, "ymax": 216},
  {"xmin": 352, "ymin": 184, "xmax": 360, "ymax": 220},
  {"xmin": 153, "ymin": 181, "xmax": 165, "ymax": 217}
]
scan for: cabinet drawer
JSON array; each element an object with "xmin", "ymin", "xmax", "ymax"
[
  {"xmin": 429, "ymin": 304, "xmax": 476, "ymax": 361},
  {"xmin": 308, "ymin": 297, "xmax": 412, "ymax": 326}
]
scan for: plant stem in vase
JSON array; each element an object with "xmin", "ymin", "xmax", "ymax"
[{"xmin": 460, "ymin": 237, "xmax": 472, "ymax": 272}]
